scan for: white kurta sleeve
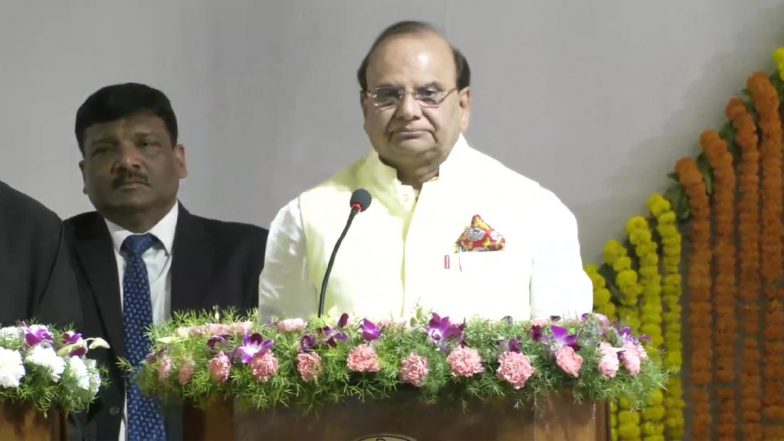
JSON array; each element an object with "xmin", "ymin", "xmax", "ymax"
[
  {"xmin": 258, "ymin": 198, "xmax": 319, "ymax": 321},
  {"xmin": 529, "ymin": 190, "xmax": 593, "ymax": 319}
]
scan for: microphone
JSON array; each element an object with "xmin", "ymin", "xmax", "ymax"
[{"xmin": 318, "ymin": 189, "xmax": 372, "ymax": 317}]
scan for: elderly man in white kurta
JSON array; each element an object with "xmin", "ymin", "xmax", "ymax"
[{"xmin": 259, "ymin": 21, "xmax": 592, "ymax": 322}]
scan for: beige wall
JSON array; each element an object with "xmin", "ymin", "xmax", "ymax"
[{"xmin": 2, "ymin": 0, "xmax": 784, "ymax": 263}]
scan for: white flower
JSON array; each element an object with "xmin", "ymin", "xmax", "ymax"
[
  {"xmin": 0, "ymin": 348, "xmax": 25, "ymax": 388},
  {"xmin": 25, "ymin": 345, "xmax": 66, "ymax": 382},
  {"xmin": 65, "ymin": 356, "xmax": 90, "ymax": 391},
  {"xmin": 84, "ymin": 359, "xmax": 101, "ymax": 394},
  {"xmin": 0, "ymin": 327, "xmax": 23, "ymax": 344}
]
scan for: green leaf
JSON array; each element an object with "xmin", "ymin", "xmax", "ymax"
[{"xmin": 663, "ymin": 185, "xmax": 691, "ymax": 221}]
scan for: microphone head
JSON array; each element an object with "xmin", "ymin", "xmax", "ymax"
[{"xmin": 350, "ymin": 188, "xmax": 372, "ymax": 212}]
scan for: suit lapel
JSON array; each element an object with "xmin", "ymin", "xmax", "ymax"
[
  {"xmin": 171, "ymin": 205, "xmax": 214, "ymax": 314},
  {"xmin": 72, "ymin": 215, "xmax": 125, "ymax": 358}
]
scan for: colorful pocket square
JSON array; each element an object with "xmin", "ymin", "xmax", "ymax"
[{"xmin": 456, "ymin": 214, "xmax": 506, "ymax": 252}]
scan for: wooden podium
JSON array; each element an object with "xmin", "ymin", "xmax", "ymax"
[
  {"xmin": 0, "ymin": 404, "xmax": 67, "ymax": 441},
  {"xmin": 183, "ymin": 392, "xmax": 608, "ymax": 441}
]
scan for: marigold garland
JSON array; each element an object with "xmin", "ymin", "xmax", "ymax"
[
  {"xmin": 748, "ymin": 72, "xmax": 784, "ymax": 440},
  {"xmin": 700, "ymin": 129, "xmax": 738, "ymax": 441},
  {"xmin": 625, "ymin": 216, "xmax": 665, "ymax": 441},
  {"xmin": 726, "ymin": 95, "xmax": 763, "ymax": 441},
  {"xmin": 586, "ymin": 264, "xmax": 620, "ymax": 441},
  {"xmin": 647, "ymin": 193, "xmax": 685, "ymax": 440},
  {"xmin": 675, "ymin": 157, "xmax": 712, "ymax": 440},
  {"xmin": 603, "ymin": 241, "xmax": 642, "ymax": 441}
]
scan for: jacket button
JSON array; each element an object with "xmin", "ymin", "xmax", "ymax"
[{"xmin": 109, "ymin": 407, "xmax": 121, "ymax": 416}]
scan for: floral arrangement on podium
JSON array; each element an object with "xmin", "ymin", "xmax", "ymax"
[
  {"xmin": 137, "ymin": 310, "xmax": 665, "ymax": 411},
  {"xmin": 0, "ymin": 324, "xmax": 108, "ymax": 413}
]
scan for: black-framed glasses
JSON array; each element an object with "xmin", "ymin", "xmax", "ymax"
[{"xmin": 364, "ymin": 86, "xmax": 458, "ymax": 109}]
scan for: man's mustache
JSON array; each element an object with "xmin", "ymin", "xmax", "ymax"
[{"xmin": 112, "ymin": 173, "xmax": 149, "ymax": 189}]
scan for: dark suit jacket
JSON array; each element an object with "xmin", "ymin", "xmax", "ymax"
[
  {"xmin": 64, "ymin": 204, "xmax": 267, "ymax": 441},
  {"xmin": 0, "ymin": 180, "xmax": 80, "ymax": 327}
]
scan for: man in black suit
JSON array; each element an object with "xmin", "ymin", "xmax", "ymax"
[
  {"xmin": 0, "ymin": 180, "xmax": 80, "ymax": 327},
  {"xmin": 64, "ymin": 83, "xmax": 267, "ymax": 441}
]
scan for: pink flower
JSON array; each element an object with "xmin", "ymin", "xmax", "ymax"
[
  {"xmin": 276, "ymin": 318, "xmax": 307, "ymax": 333},
  {"xmin": 447, "ymin": 346, "xmax": 484, "ymax": 378},
  {"xmin": 531, "ymin": 317, "xmax": 550, "ymax": 327},
  {"xmin": 178, "ymin": 360, "xmax": 194, "ymax": 385},
  {"xmin": 297, "ymin": 352, "xmax": 322, "ymax": 382},
  {"xmin": 636, "ymin": 342, "xmax": 649, "ymax": 361},
  {"xmin": 249, "ymin": 352, "xmax": 279, "ymax": 383},
  {"xmin": 232, "ymin": 321, "xmax": 254, "ymax": 335},
  {"xmin": 157, "ymin": 355, "xmax": 173, "ymax": 381},
  {"xmin": 189, "ymin": 326, "xmax": 207, "ymax": 337},
  {"xmin": 175, "ymin": 326, "xmax": 192, "ymax": 338},
  {"xmin": 496, "ymin": 351, "xmax": 534, "ymax": 389},
  {"xmin": 621, "ymin": 342, "xmax": 642, "ymax": 376},
  {"xmin": 400, "ymin": 353, "xmax": 429, "ymax": 387},
  {"xmin": 597, "ymin": 343, "xmax": 622, "ymax": 379},
  {"xmin": 347, "ymin": 344, "xmax": 381, "ymax": 373},
  {"xmin": 207, "ymin": 324, "xmax": 233, "ymax": 336},
  {"xmin": 555, "ymin": 346, "xmax": 583, "ymax": 377},
  {"xmin": 594, "ymin": 314, "xmax": 611, "ymax": 334},
  {"xmin": 208, "ymin": 351, "xmax": 231, "ymax": 384}
]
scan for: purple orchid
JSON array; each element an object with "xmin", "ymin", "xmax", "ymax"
[
  {"xmin": 207, "ymin": 335, "xmax": 227, "ymax": 350},
  {"xmin": 425, "ymin": 313, "xmax": 464, "ymax": 348},
  {"xmin": 233, "ymin": 332, "xmax": 274, "ymax": 364},
  {"xmin": 56, "ymin": 331, "xmax": 88, "ymax": 357},
  {"xmin": 530, "ymin": 325, "xmax": 543, "ymax": 342},
  {"xmin": 315, "ymin": 314, "xmax": 350, "ymax": 347},
  {"xmin": 619, "ymin": 327, "xmax": 648, "ymax": 345},
  {"xmin": 320, "ymin": 327, "xmax": 349, "ymax": 348},
  {"xmin": 359, "ymin": 319, "xmax": 381, "ymax": 341},
  {"xmin": 337, "ymin": 313, "xmax": 349, "ymax": 329},
  {"xmin": 62, "ymin": 331, "xmax": 82, "ymax": 345},
  {"xmin": 551, "ymin": 325, "xmax": 581, "ymax": 351},
  {"xmin": 499, "ymin": 337, "xmax": 523, "ymax": 354},
  {"xmin": 24, "ymin": 325, "xmax": 54, "ymax": 346},
  {"xmin": 300, "ymin": 334, "xmax": 318, "ymax": 352}
]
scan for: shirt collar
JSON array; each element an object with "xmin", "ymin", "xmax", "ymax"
[{"xmin": 105, "ymin": 203, "xmax": 179, "ymax": 256}]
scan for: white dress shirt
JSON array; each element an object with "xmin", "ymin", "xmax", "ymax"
[
  {"xmin": 105, "ymin": 203, "xmax": 178, "ymax": 441},
  {"xmin": 259, "ymin": 135, "xmax": 592, "ymax": 322}
]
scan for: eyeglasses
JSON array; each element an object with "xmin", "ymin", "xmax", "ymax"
[{"xmin": 364, "ymin": 86, "xmax": 458, "ymax": 109}]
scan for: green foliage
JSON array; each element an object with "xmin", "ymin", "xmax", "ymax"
[{"xmin": 138, "ymin": 311, "xmax": 667, "ymax": 413}]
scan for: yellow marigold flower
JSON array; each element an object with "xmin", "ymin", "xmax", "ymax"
[
  {"xmin": 638, "ymin": 266, "xmax": 659, "ymax": 279},
  {"xmin": 642, "ymin": 422, "xmax": 664, "ymax": 436},
  {"xmin": 648, "ymin": 390, "xmax": 664, "ymax": 406},
  {"xmin": 665, "ymin": 353, "xmax": 682, "ymax": 370},
  {"xmin": 603, "ymin": 240, "xmax": 626, "ymax": 263},
  {"xmin": 659, "ymin": 225, "xmax": 678, "ymax": 237},
  {"xmin": 586, "ymin": 270, "xmax": 605, "ymax": 289},
  {"xmin": 629, "ymin": 229, "xmax": 650, "ymax": 245},
  {"xmin": 599, "ymin": 302, "xmax": 616, "ymax": 318},
  {"xmin": 613, "ymin": 256, "xmax": 632, "ymax": 273},
  {"xmin": 617, "ymin": 423, "xmax": 641, "ymax": 440},
  {"xmin": 616, "ymin": 269, "xmax": 637, "ymax": 286},
  {"xmin": 775, "ymin": 47, "xmax": 784, "ymax": 81},
  {"xmin": 647, "ymin": 193, "xmax": 671, "ymax": 215},
  {"xmin": 639, "ymin": 254, "xmax": 659, "ymax": 268},
  {"xmin": 643, "ymin": 405, "xmax": 666, "ymax": 420},
  {"xmin": 625, "ymin": 216, "xmax": 649, "ymax": 233},
  {"xmin": 594, "ymin": 287, "xmax": 611, "ymax": 306},
  {"xmin": 618, "ymin": 410, "xmax": 640, "ymax": 425}
]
